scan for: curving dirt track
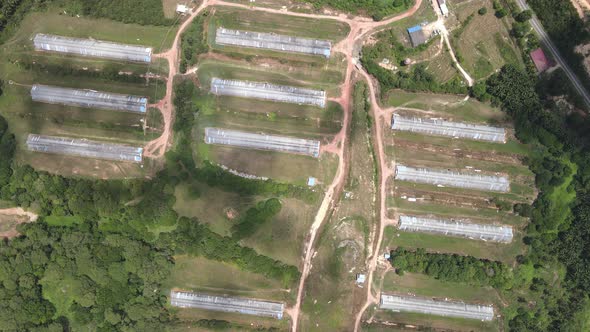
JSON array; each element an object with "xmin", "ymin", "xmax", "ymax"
[{"xmin": 144, "ymin": 0, "xmax": 211, "ymax": 158}]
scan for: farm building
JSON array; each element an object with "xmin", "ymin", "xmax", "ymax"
[
  {"xmin": 33, "ymin": 33, "xmax": 152, "ymax": 63},
  {"xmin": 530, "ymin": 48, "xmax": 551, "ymax": 73},
  {"xmin": 176, "ymin": 4, "xmax": 189, "ymax": 14},
  {"xmin": 394, "ymin": 165, "xmax": 510, "ymax": 192},
  {"xmin": 391, "ymin": 114, "xmax": 506, "ymax": 143},
  {"xmin": 30, "ymin": 84, "xmax": 148, "ymax": 113},
  {"xmin": 380, "ymin": 294, "xmax": 494, "ymax": 321},
  {"xmin": 407, "ymin": 25, "xmax": 428, "ymax": 47},
  {"xmin": 210, "ymin": 77, "xmax": 326, "ymax": 108},
  {"xmin": 26, "ymin": 134, "xmax": 143, "ymax": 163},
  {"xmin": 170, "ymin": 290, "xmax": 284, "ymax": 319},
  {"xmin": 398, "ymin": 215, "xmax": 514, "ymax": 243},
  {"xmin": 205, "ymin": 127, "xmax": 321, "ymax": 158},
  {"xmin": 437, "ymin": 0, "xmax": 449, "ymax": 16},
  {"xmin": 216, "ymin": 27, "xmax": 332, "ymax": 57}
]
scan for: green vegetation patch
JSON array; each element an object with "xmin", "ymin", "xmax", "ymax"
[{"xmin": 212, "ymin": 6, "xmax": 350, "ymax": 41}]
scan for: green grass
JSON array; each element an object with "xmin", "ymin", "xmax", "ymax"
[
  {"xmin": 196, "ymin": 59, "xmax": 343, "ymax": 90},
  {"xmin": 546, "ymin": 159, "xmax": 578, "ymax": 231},
  {"xmin": 0, "ymin": 9, "xmax": 169, "ymax": 178},
  {"xmin": 3, "ymin": 9, "xmax": 176, "ymax": 52},
  {"xmin": 389, "ymin": 131, "xmax": 531, "ymax": 156},
  {"xmin": 212, "ymin": 6, "xmax": 349, "ymax": 41},
  {"xmin": 393, "ymin": 199, "xmax": 528, "ymax": 226},
  {"xmin": 44, "ymin": 215, "xmax": 84, "ymax": 227},
  {"xmin": 164, "ymin": 256, "xmax": 290, "ymax": 302},
  {"xmin": 174, "ymin": 183, "xmax": 253, "ymax": 236},
  {"xmin": 392, "ymin": 146, "xmax": 535, "ymax": 180},
  {"xmin": 382, "ymin": 271, "xmax": 502, "ymax": 304},
  {"xmin": 373, "ymin": 310, "xmax": 499, "ymax": 332},
  {"xmin": 385, "ymin": 90, "xmax": 508, "ymax": 124},
  {"xmin": 452, "ymin": 0, "xmax": 522, "ymax": 80},
  {"xmin": 240, "ymin": 198, "xmax": 320, "ymax": 266},
  {"xmin": 165, "ymin": 256, "xmax": 292, "ymax": 330},
  {"xmin": 382, "ymin": 226, "xmax": 525, "ymax": 264}
]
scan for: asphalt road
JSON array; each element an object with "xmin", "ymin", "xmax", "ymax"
[{"xmin": 515, "ymin": 0, "xmax": 590, "ymax": 108}]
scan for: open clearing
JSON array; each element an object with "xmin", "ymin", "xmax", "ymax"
[
  {"xmin": 0, "ymin": 8, "xmax": 172, "ymax": 178},
  {"xmin": 188, "ymin": 7, "xmax": 348, "ymax": 186},
  {"xmin": 0, "ymin": 208, "xmax": 38, "ymax": 238},
  {"xmin": 164, "ymin": 256, "xmax": 292, "ymax": 331},
  {"xmin": 449, "ymin": 0, "xmax": 522, "ymax": 80},
  {"xmin": 164, "ymin": 256, "xmax": 290, "ymax": 302},
  {"xmin": 299, "ymin": 82, "xmax": 376, "ymax": 331}
]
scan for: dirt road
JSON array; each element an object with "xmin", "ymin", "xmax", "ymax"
[
  {"xmin": 144, "ymin": 0, "xmax": 211, "ymax": 158},
  {"xmin": 140, "ymin": 1, "xmax": 422, "ymax": 330}
]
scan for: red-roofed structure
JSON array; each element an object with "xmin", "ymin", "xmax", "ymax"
[{"xmin": 530, "ymin": 48, "xmax": 551, "ymax": 72}]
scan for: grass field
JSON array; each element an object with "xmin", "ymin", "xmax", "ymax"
[
  {"xmin": 191, "ymin": 58, "xmax": 344, "ymax": 186},
  {"xmin": 0, "ymin": 8, "xmax": 172, "ymax": 178},
  {"xmin": 3, "ymin": 9, "xmax": 176, "ymax": 52},
  {"xmin": 381, "ymin": 226, "xmax": 525, "ymax": 264},
  {"xmin": 299, "ymin": 82, "xmax": 376, "ymax": 331},
  {"xmin": 381, "ymin": 272, "xmax": 503, "ymax": 304},
  {"xmin": 449, "ymin": 0, "xmax": 522, "ymax": 80},
  {"xmin": 393, "ymin": 199, "xmax": 528, "ymax": 226},
  {"xmin": 164, "ymin": 256, "xmax": 291, "ymax": 301},
  {"xmin": 174, "ymin": 183, "xmax": 320, "ymax": 266},
  {"xmin": 211, "ymin": 6, "xmax": 349, "ymax": 41},
  {"xmin": 167, "ymin": 256, "xmax": 292, "ymax": 330},
  {"xmin": 385, "ymin": 91, "xmax": 511, "ymax": 124},
  {"xmin": 371, "ymin": 310, "xmax": 499, "ymax": 332}
]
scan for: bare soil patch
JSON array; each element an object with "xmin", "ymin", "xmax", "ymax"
[{"xmin": 0, "ymin": 208, "xmax": 38, "ymax": 238}]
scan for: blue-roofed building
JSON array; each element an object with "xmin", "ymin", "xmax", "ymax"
[{"xmin": 407, "ymin": 25, "xmax": 428, "ymax": 47}]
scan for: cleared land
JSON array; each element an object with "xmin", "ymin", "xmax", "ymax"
[
  {"xmin": 187, "ymin": 8, "xmax": 347, "ymax": 185},
  {"xmin": 395, "ymin": 165, "xmax": 510, "ymax": 192},
  {"xmin": 0, "ymin": 9, "xmax": 170, "ymax": 177},
  {"xmin": 449, "ymin": 0, "xmax": 522, "ymax": 80},
  {"xmin": 204, "ymin": 127, "xmax": 320, "ymax": 158},
  {"xmin": 380, "ymin": 294, "xmax": 494, "ymax": 321},
  {"xmin": 26, "ymin": 134, "xmax": 143, "ymax": 163},
  {"xmin": 31, "ymin": 84, "xmax": 148, "ymax": 113},
  {"xmin": 398, "ymin": 215, "xmax": 513, "ymax": 243},
  {"xmin": 215, "ymin": 27, "xmax": 332, "ymax": 57},
  {"xmin": 210, "ymin": 78, "xmax": 327, "ymax": 108},
  {"xmin": 391, "ymin": 114, "xmax": 506, "ymax": 143},
  {"xmin": 33, "ymin": 33, "xmax": 153, "ymax": 63},
  {"xmin": 170, "ymin": 290, "xmax": 285, "ymax": 319},
  {"xmin": 299, "ymin": 83, "xmax": 376, "ymax": 331},
  {"xmin": 0, "ymin": 208, "xmax": 38, "ymax": 238}
]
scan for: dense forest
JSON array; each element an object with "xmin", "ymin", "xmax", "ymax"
[
  {"xmin": 300, "ymin": 0, "xmax": 413, "ymax": 20},
  {"xmin": 472, "ymin": 62, "xmax": 590, "ymax": 329},
  {"xmin": 390, "ymin": 248, "xmax": 513, "ymax": 289}
]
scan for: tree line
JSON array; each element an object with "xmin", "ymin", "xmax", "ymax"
[
  {"xmin": 179, "ymin": 12, "xmax": 209, "ymax": 74},
  {"xmin": 473, "ymin": 62, "xmax": 590, "ymax": 330},
  {"xmin": 390, "ymin": 248, "xmax": 513, "ymax": 289},
  {"xmin": 300, "ymin": 0, "xmax": 414, "ymax": 21}
]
